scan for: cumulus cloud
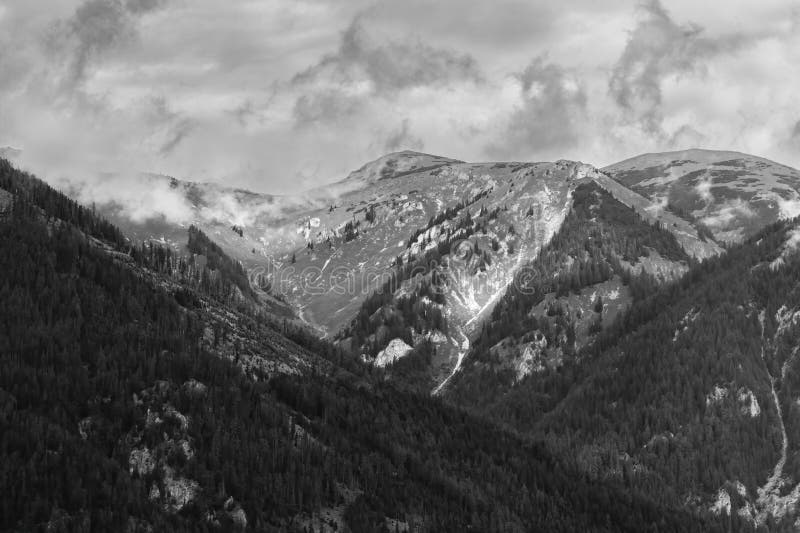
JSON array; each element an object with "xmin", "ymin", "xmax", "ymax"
[
  {"xmin": 486, "ymin": 56, "xmax": 586, "ymax": 159},
  {"xmin": 45, "ymin": 0, "xmax": 167, "ymax": 87},
  {"xmin": 609, "ymin": 0, "xmax": 743, "ymax": 136},
  {"xmin": 291, "ymin": 16, "xmax": 482, "ymax": 126},
  {"xmin": 294, "ymin": 17, "xmax": 482, "ymax": 94}
]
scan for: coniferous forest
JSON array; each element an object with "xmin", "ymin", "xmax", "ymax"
[{"xmin": 0, "ymin": 160, "xmax": 748, "ymax": 531}]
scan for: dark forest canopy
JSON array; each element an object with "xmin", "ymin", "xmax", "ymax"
[{"xmin": 0, "ymin": 159, "xmax": 753, "ymax": 531}]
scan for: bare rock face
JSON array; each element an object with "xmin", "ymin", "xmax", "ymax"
[
  {"xmin": 127, "ymin": 382, "xmax": 202, "ymax": 514},
  {"xmin": 374, "ymin": 338, "xmax": 413, "ymax": 367}
]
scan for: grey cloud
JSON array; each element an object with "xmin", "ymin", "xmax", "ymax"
[
  {"xmin": 125, "ymin": 0, "xmax": 166, "ymax": 14},
  {"xmin": 292, "ymin": 90, "xmax": 362, "ymax": 126},
  {"xmin": 147, "ymin": 96, "xmax": 196, "ymax": 156},
  {"xmin": 487, "ymin": 56, "xmax": 586, "ymax": 159},
  {"xmin": 291, "ymin": 16, "xmax": 482, "ymax": 126},
  {"xmin": 609, "ymin": 0, "xmax": 742, "ymax": 135},
  {"xmin": 294, "ymin": 17, "xmax": 482, "ymax": 93},
  {"xmin": 159, "ymin": 118, "xmax": 194, "ymax": 155},
  {"xmin": 46, "ymin": 0, "xmax": 167, "ymax": 86},
  {"xmin": 792, "ymin": 120, "xmax": 800, "ymax": 141},
  {"xmin": 384, "ymin": 119, "xmax": 424, "ymax": 153},
  {"xmin": 668, "ymin": 124, "xmax": 706, "ymax": 149}
]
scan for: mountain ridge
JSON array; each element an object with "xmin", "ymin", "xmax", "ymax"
[
  {"xmin": 78, "ymin": 147, "xmax": 800, "ymax": 396},
  {"xmin": 0, "ymin": 155, "xmax": 738, "ymax": 532}
]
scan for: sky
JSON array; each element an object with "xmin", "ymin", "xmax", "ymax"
[{"xmin": 1, "ymin": 0, "xmax": 799, "ymax": 195}]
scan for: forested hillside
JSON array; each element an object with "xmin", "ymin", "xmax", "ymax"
[
  {"xmin": 0, "ymin": 159, "xmax": 737, "ymax": 531},
  {"xmin": 447, "ymin": 182, "xmax": 691, "ymax": 407},
  {"xmin": 446, "ymin": 178, "xmax": 800, "ymax": 528}
]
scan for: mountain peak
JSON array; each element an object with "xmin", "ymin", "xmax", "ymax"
[
  {"xmin": 344, "ymin": 150, "xmax": 463, "ymax": 183},
  {"xmin": 606, "ymin": 148, "xmax": 795, "ymax": 171},
  {"xmin": 603, "ymin": 148, "xmax": 800, "ymax": 242}
]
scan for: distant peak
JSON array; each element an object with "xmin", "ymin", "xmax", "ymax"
[
  {"xmin": 604, "ymin": 148, "xmax": 796, "ymax": 171},
  {"xmin": 344, "ymin": 151, "xmax": 463, "ymax": 183}
]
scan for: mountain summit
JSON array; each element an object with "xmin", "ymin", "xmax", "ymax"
[
  {"xmin": 604, "ymin": 149, "xmax": 800, "ymax": 242},
  {"xmin": 341, "ymin": 150, "xmax": 464, "ymax": 184}
]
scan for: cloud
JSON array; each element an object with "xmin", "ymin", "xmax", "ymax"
[
  {"xmin": 125, "ymin": 0, "xmax": 166, "ymax": 14},
  {"xmin": 58, "ymin": 172, "xmax": 195, "ymax": 225},
  {"xmin": 45, "ymin": 0, "xmax": 167, "ymax": 87},
  {"xmin": 486, "ymin": 56, "xmax": 586, "ymax": 159},
  {"xmin": 294, "ymin": 16, "xmax": 482, "ymax": 93},
  {"xmin": 291, "ymin": 16, "xmax": 482, "ymax": 126},
  {"xmin": 694, "ymin": 176, "xmax": 714, "ymax": 204},
  {"xmin": 145, "ymin": 96, "xmax": 197, "ymax": 155},
  {"xmin": 668, "ymin": 124, "xmax": 707, "ymax": 149},
  {"xmin": 383, "ymin": 119, "xmax": 424, "ymax": 153},
  {"xmin": 292, "ymin": 89, "xmax": 364, "ymax": 125},
  {"xmin": 701, "ymin": 198, "xmax": 756, "ymax": 229},
  {"xmin": 608, "ymin": 0, "xmax": 741, "ymax": 135},
  {"xmin": 792, "ymin": 120, "xmax": 800, "ymax": 143}
]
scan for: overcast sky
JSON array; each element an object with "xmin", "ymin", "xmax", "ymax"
[{"xmin": 1, "ymin": 0, "xmax": 799, "ymax": 194}]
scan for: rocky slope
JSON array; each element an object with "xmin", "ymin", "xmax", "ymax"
[
  {"xmin": 94, "ymin": 148, "xmax": 800, "ymax": 395},
  {"xmin": 100, "ymin": 152, "xmax": 605, "ymax": 390},
  {"xmin": 0, "ymin": 156, "xmax": 732, "ymax": 532}
]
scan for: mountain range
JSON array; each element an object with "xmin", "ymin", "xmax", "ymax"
[{"xmin": 2, "ymin": 146, "xmax": 800, "ymax": 531}]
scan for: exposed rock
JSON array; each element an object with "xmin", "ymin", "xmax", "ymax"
[
  {"xmin": 711, "ymin": 488, "xmax": 731, "ymax": 515},
  {"xmin": 374, "ymin": 338, "xmax": 413, "ymax": 367},
  {"xmin": 182, "ymin": 379, "xmax": 208, "ymax": 398},
  {"xmin": 78, "ymin": 417, "xmax": 93, "ymax": 440},
  {"xmin": 161, "ymin": 466, "xmax": 200, "ymax": 513},
  {"xmin": 129, "ymin": 447, "xmax": 156, "ymax": 476},
  {"xmin": 164, "ymin": 404, "xmax": 189, "ymax": 431}
]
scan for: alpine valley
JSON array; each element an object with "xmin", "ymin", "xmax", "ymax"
[{"xmin": 3, "ymin": 147, "xmax": 800, "ymax": 531}]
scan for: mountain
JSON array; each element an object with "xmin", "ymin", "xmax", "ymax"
[
  {"xmin": 0, "ymin": 157, "xmax": 733, "ymax": 532},
  {"xmin": 5, "ymin": 145, "xmax": 800, "ymax": 529},
  {"xmin": 603, "ymin": 149, "xmax": 800, "ymax": 243},
  {"xmin": 93, "ymin": 149, "xmax": 799, "ymax": 397},
  {"xmin": 446, "ymin": 211, "xmax": 800, "ymax": 528},
  {"xmin": 338, "ymin": 150, "xmax": 463, "ymax": 184},
  {"xmin": 98, "ymin": 153, "xmax": 605, "ymax": 390}
]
